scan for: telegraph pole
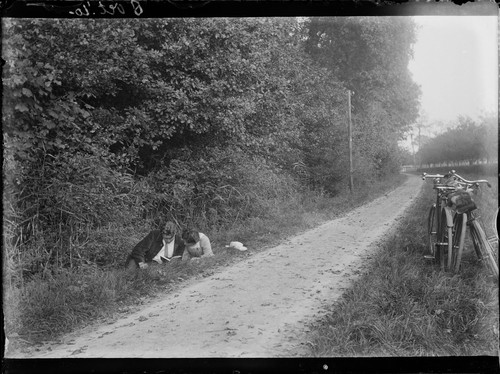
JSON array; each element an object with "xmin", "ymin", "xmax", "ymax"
[
  {"xmin": 347, "ymin": 90, "xmax": 354, "ymax": 193},
  {"xmin": 410, "ymin": 133, "xmax": 416, "ymax": 167}
]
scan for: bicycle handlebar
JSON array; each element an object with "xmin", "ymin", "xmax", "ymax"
[
  {"xmin": 450, "ymin": 171, "xmax": 491, "ymax": 188},
  {"xmin": 422, "ymin": 170, "xmax": 491, "ymax": 188},
  {"xmin": 421, "ymin": 173, "xmax": 444, "ymax": 180}
]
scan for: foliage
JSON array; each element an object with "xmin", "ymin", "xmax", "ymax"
[
  {"xmin": 2, "ymin": 17, "xmax": 419, "ymax": 276},
  {"xmin": 141, "ymin": 147, "xmax": 303, "ymax": 232},
  {"xmin": 417, "ymin": 115, "xmax": 497, "ymax": 167},
  {"xmin": 4, "ymin": 154, "xmax": 144, "ymax": 275},
  {"xmin": 305, "ymin": 17, "xmax": 421, "ymax": 177}
]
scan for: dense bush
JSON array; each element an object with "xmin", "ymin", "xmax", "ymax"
[
  {"xmin": 3, "ymin": 17, "xmax": 420, "ymax": 277},
  {"xmin": 141, "ymin": 147, "xmax": 302, "ymax": 229}
]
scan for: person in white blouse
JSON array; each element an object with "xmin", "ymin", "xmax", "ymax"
[{"xmin": 181, "ymin": 228, "xmax": 214, "ymax": 261}]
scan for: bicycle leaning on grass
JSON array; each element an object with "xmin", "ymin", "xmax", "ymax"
[{"xmin": 422, "ymin": 170, "xmax": 498, "ymax": 279}]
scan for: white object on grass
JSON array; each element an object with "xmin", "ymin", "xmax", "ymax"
[{"xmin": 225, "ymin": 241, "xmax": 248, "ymax": 251}]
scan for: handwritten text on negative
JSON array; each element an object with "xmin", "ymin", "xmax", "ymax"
[{"xmin": 69, "ymin": 1, "xmax": 143, "ymax": 17}]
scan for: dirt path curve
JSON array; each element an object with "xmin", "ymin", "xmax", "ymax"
[{"xmin": 17, "ymin": 174, "xmax": 423, "ymax": 358}]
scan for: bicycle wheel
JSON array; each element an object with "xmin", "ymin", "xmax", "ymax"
[
  {"xmin": 436, "ymin": 208, "xmax": 446, "ymax": 271},
  {"xmin": 427, "ymin": 204, "xmax": 438, "ymax": 258},
  {"xmin": 440, "ymin": 207, "xmax": 454, "ymax": 272},
  {"xmin": 451, "ymin": 212, "xmax": 466, "ymax": 273},
  {"xmin": 469, "ymin": 219, "xmax": 499, "ymax": 279},
  {"xmin": 491, "ymin": 207, "xmax": 499, "ymax": 244}
]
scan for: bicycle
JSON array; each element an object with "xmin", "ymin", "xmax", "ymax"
[
  {"xmin": 423, "ymin": 171, "xmax": 459, "ymax": 271},
  {"xmin": 422, "ymin": 170, "xmax": 498, "ymax": 279}
]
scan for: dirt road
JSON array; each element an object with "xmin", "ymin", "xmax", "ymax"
[{"xmin": 10, "ymin": 174, "xmax": 423, "ymax": 358}]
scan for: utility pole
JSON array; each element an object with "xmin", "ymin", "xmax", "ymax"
[
  {"xmin": 417, "ymin": 124, "xmax": 422, "ymax": 169},
  {"xmin": 410, "ymin": 132, "xmax": 416, "ymax": 167},
  {"xmin": 347, "ymin": 90, "xmax": 353, "ymax": 193}
]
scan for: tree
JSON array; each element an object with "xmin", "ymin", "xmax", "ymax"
[
  {"xmin": 304, "ymin": 17, "xmax": 421, "ymax": 177},
  {"xmin": 3, "ymin": 17, "xmax": 422, "ymax": 272},
  {"xmin": 478, "ymin": 112, "xmax": 498, "ymax": 164},
  {"xmin": 417, "ymin": 116, "xmax": 493, "ymax": 167}
]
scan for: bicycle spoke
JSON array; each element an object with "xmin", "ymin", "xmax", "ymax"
[{"xmin": 427, "ymin": 205, "xmax": 437, "ymax": 260}]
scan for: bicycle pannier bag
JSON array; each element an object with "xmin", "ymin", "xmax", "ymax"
[{"xmin": 447, "ymin": 190, "xmax": 477, "ymax": 214}]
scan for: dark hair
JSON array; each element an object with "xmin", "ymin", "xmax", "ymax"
[
  {"xmin": 181, "ymin": 229, "xmax": 200, "ymax": 245},
  {"xmin": 162, "ymin": 221, "xmax": 177, "ymax": 236}
]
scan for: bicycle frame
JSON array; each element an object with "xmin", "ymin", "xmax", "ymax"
[
  {"xmin": 434, "ymin": 186, "xmax": 454, "ymax": 227},
  {"xmin": 423, "ymin": 179, "xmax": 457, "ymax": 271},
  {"xmin": 424, "ymin": 171, "xmax": 470, "ymax": 270}
]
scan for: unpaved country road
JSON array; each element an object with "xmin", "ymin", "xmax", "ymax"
[{"xmin": 9, "ymin": 174, "xmax": 423, "ymax": 358}]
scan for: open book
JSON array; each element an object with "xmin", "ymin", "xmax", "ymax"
[{"xmin": 160, "ymin": 255, "xmax": 182, "ymax": 262}]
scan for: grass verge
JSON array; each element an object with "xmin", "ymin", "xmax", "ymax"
[
  {"xmin": 5, "ymin": 173, "xmax": 407, "ymax": 354},
  {"xmin": 306, "ymin": 166, "xmax": 498, "ymax": 356}
]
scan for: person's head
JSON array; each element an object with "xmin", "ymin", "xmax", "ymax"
[
  {"xmin": 181, "ymin": 228, "xmax": 200, "ymax": 247},
  {"xmin": 162, "ymin": 221, "xmax": 177, "ymax": 243}
]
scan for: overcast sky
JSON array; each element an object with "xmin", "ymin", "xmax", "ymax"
[{"xmin": 408, "ymin": 15, "xmax": 498, "ymax": 131}]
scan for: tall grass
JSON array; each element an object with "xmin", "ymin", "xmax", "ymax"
[
  {"xmin": 4, "ymin": 172, "xmax": 406, "ymax": 352},
  {"xmin": 207, "ymin": 173, "xmax": 408, "ymax": 250},
  {"xmin": 308, "ymin": 165, "xmax": 498, "ymax": 356}
]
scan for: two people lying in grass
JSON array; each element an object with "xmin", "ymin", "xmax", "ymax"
[{"xmin": 125, "ymin": 221, "xmax": 213, "ymax": 269}]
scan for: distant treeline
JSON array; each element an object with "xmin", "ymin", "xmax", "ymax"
[
  {"xmin": 3, "ymin": 18, "xmax": 419, "ymax": 274},
  {"xmin": 417, "ymin": 116, "xmax": 497, "ymax": 168}
]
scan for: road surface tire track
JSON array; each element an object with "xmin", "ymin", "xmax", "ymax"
[{"xmin": 8, "ymin": 174, "xmax": 423, "ymax": 358}]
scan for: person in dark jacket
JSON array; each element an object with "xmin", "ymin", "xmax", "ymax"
[{"xmin": 125, "ymin": 221, "xmax": 185, "ymax": 270}]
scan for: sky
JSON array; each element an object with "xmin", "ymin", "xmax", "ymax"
[{"xmin": 402, "ymin": 15, "xmax": 498, "ymax": 148}]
